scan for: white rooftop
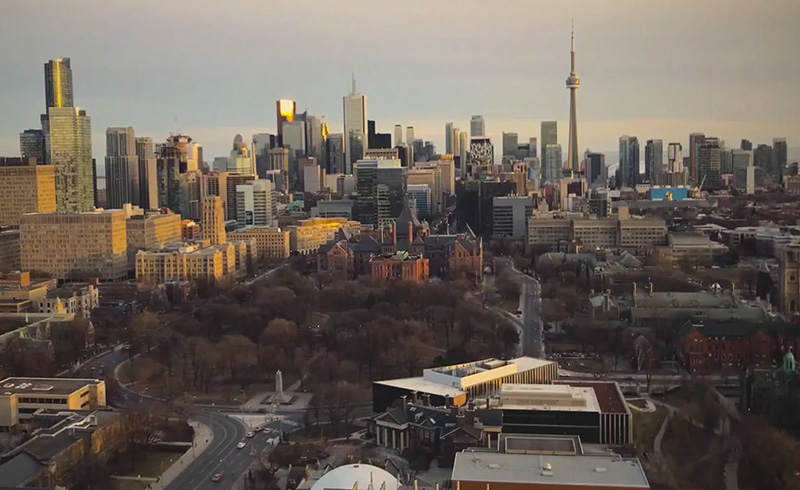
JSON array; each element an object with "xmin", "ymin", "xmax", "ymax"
[
  {"xmin": 499, "ymin": 384, "xmax": 600, "ymax": 413},
  {"xmin": 374, "ymin": 377, "xmax": 466, "ymax": 398},
  {"xmin": 310, "ymin": 464, "xmax": 398, "ymax": 490},
  {"xmin": 451, "ymin": 451, "xmax": 649, "ymax": 489}
]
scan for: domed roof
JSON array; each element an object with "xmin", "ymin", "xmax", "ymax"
[{"xmin": 310, "ymin": 464, "xmax": 398, "ymax": 490}]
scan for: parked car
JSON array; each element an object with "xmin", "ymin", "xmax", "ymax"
[
  {"xmin": 246, "ymin": 431, "xmax": 254, "ymax": 438},
  {"xmin": 236, "ymin": 441, "xmax": 246, "ymax": 449}
]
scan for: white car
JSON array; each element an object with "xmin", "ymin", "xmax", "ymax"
[{"xmin": 236, "ymin": 441, "xmax": 246, "ymax": 449}]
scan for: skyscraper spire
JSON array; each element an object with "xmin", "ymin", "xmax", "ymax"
[{"xmin": 566, "ymin": 21, "xmax": 581, "ymax": 173}]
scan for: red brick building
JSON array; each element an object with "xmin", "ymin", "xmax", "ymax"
[
  {"xmin": 370, "ymin": 252, "xmax": 429, "ymax": 282},
  {"xmin": 680, "ymin": 321, "xmax": 800, "ymax": 372},
  {"xmin": 316, "ymin": 229, "xmax": 381, "ymax": 280}
]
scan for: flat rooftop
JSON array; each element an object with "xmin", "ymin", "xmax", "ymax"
[
  {"xmin": 374, "ymin": 377, "xmax": 466, "ymax": 398},
  {"xmin": 45, "ymin": 283, "xmax": 94, "ymax": 299},
  {"xmin": 427, "ymin": 357, "xmax": 554, "ymax": 378},
  {"xmin": 451, "ymin": 451, "xmax": 649, "ymax": 488},
  {"xmin": 499, "ymin": 384, "xmax": 600, "ymax": 413},
  {"xmin": 0, "ymin": 378, "xmax": 102, "ymax": 396}
]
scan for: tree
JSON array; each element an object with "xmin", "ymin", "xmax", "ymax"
[
  {"xmin": 261, "ymin": 319, "xmax": 298, "ymax": 365},
  {"xmin": 130, "ymin": 311, "xmax": 161, "ymax": 353},
  {"xmin": 219, "ymin": 335, "xmax": 256, "ymax": 387}
]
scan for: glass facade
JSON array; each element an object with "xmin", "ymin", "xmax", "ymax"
[
  {"xmin": 19, "ymin": 129, "xmax": 46, "ymax": 164},
  {"xmin": 43, "ymin": 107, "xmax": 94, "ymax": 211},
  {"xmin": 44, "ymin": 58, "xmax": 74, "ymax": 109}
]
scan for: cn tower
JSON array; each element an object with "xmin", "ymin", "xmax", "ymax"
[{"xmin": 566, "ymin": 22, "xmax": 581, "ymax": 173}]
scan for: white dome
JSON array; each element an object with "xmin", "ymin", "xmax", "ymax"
[{"xmin": 310, "ymin": 464, "xmax": 398, "ymax": 490}]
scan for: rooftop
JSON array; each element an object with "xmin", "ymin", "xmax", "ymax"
[
  {"xmin": 0, "ymin": 378, "xmax": 102, "ymax": 397},
  {"xmin": 451, "ymin": 451, "xmax": 649, "ymax": 488},
  {"xmin": 45, "ymin": 283, "xmax": 95, "ymax": 299},
  {"xmin": 499, "ymin": 384, "xmax": 600, "ymax": 413},
  {"xmin": 374, "ymin": 377, "xmax": 466, "ymax": 399}
]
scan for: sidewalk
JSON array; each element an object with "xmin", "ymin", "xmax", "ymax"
[{"xmin": 153, "ymin": 419, "xmax": 214, "ymax": 489}]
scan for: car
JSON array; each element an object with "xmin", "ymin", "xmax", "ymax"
[
  {"xmin": 211, "ymin": 474, "xmax": 223, "ymax": 483},
  {"xmin": 254, "ymin": 426, "xmax": 264, "ymax": 433},
  {"xmin": 246, "ymin": 431, "xmax": 255, "ymax": 438},
  {"xmin": 237, "ymin": 441, "xmax": 246, "ymax": 449}
]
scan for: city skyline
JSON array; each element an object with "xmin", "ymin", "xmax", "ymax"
[{"xmin": 1, "ymin": 0, "xmax": 799, "ymax": 164}]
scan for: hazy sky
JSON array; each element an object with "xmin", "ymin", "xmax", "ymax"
[{"xmin": 2, "ymin": 0, "xmax": 799, "ymax": 164}]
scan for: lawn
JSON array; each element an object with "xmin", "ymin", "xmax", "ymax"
[{"xmin": 110, "ymin": 480, "xmax": 150, "ymax": 490}]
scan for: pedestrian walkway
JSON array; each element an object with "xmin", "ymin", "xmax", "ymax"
[{"xmin": 152, "ymin": 419, "xmax": 214, "ymax": 489}]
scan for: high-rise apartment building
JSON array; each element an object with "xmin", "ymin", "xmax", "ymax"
[
  {"xmin": 470, "ymin": 115, "xmax": 485, "ymax": 138},
  {"xmin": 544, "ymin": 144, "xmax": 562, "ymax": 185},
  {"xmin": 236, "ymin": 180, "xmax": 274, "ymax": 228},
  {"xmin": 697, "ymin": 137, "xmax": 721, "ymax": 191},
  {"xmin": 306, "ymin": 116, "xmax": 327, "ymax": 169},
  {"xmin": 663, "ymin": 143, "xmax": 686, "ymax": 186},
  {"xmin": 406, "ymin": 184, "xmax": 432, "ymax": 218},
  {"xmin": 619, "ymin": 136, "xmax": 640, "ymax": 188},
  {"xmin": 268, "ymin": 147, "xmax": 290, "ymax": 191},
  {"xmin": 44, "ymin": 58, "xmax": 73, "ymax": 109},
  {"xmin": 105, "ymin": 127, "xmax": 139, "ymax": 208},
  {"xmin": 393, "ymin": 125, "xmax": 403, "ymax": 147},
  {"xmin": 459, "ymin": 132, "xmax": 468, "ymax": 171},
  {"xmin": 732, "ymin": 149, "xmax": 752, "ymax": 191},
  {"xmin": 773, "ymin": 138, "xmax": 788, "ymax": 183},
  {"xmin": 540, "ymin": 121, "xmax": 558, "ymax": 175},
  {"xmin": 0, "ymin": 157, "xmax": 56, "ymax": 226},
  {"xmin": 565, "ymin": 27, "xmax": 581, "ymax": 173},
  {"xmin": 502, "ymin": 132, "xmax": 519, "ymax": 158},
  {"xmin": 42, "ymin": 107, "xmax": 94, "ymax": 211},
  {"xmin": 20, "ymin": 210, "xmax": 128, "ymax": 280},
  {"xmin": 644, "ymin": 139, "xmax": 663, "ymax": 185},
  {"xmin": 528, "ymin": 137, "xmax": 538, "ymax": 158},
  {"xmin": 19, "ymin": 129, "xmax": 46, "ymax": 164},
  {"xmin": 445, "ymin": 122, "xmax": 454, "ymax": 155},
  {"xmin": 253, "ymin": 133, "xmax": 277, "ymax": 178},
  {"xmin": 326, "ymin": 134, "xmax": 345, "ymax": 175},
  {"xmin": 276, "ymin": 99, "xmax": 296, "ymax": 146},
  {"xmin": 586, "ymin": 152, "xmax": 605, "ymax": 187},
  {"xmin": 282, "ymin": 121, "xmax": 307, "ymax": 157},
  {"xmin": 406, "ymin": 127, "xmax": 415, "ymax": 148},
  {"xmin": 135, "ymin": 137, "xmax": 158, "ymax": 209},
  {"xmin": 343, "ymin": 78, "xmax": 367, "ymax": 171},
  {"xmin": 754, "ymin": 144, "xmax": 773, "ymax": 180},
  {"xmin": 688, "ymin": 132, "xmax": 705, "ymax": 183},
  {"xmin": 741, "ymin": 139, "xmax": 753, "ymax": 151},
  {"xmin": 408, "ymin": 164, "xmax": 442, "ymax": 215},
  {"xmin": 202, "ymin": 196, "xmax": 226, "ymax": 245},
  {"xmin": 156, "ymin": 135, "xmax": 201, "ymax": 220}
]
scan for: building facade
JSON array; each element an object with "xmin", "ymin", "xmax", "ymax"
[
  {"xmin": 105, "ymin": 127, "xmax": 139, "ymax": 208},
  {"xmin": 20, "ymin": 211, "xmax": 128, "ymax": 281},
  {"xmin": 43, "ymin": 107, "xmax": 94, "ymax": 211},
  {"xmin": 202, "ymin": 196, "xmax": 226, "ymax": 245},
  {"xmin": 0, "ymin": 157, "xmax": 56, "ymax": 226},
  {"xmin": 227, "ymin": 227, "xmax": 290, "ymax": 259},
  {"xmin": 0, "ymin": 377, "xmax": 106, "ymax": 428}
]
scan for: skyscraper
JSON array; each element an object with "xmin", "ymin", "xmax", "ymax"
[
  {"xmin": 326, "ymin": 134, "xmax": 345, "ymax": 175},
  {"xmin": 0, "ymin": 157, "xmax": 56, "ymax": 226},
  {"xmin": 732, "ymin": 149, "xmax": 752, "ymax": 191},
  {"xmin": 105, "ymin": 127, "xmax": 139, "ymax": 208},
  {"xmin": 644, "ymin": 139, "xmax": 663, "ymax": 184},
  {"xmin": 565, "ymin": 25, "xmax": 581, "ymax": 173},
  {"xmin": 698, "ymin": 138, "xmax": 721, "ymax": 191},
  {"xmin": 253, "ymin": 133, "xmax": 277, "ymax": 178},
  {"xmin": 44, "ymin": 58, "xmax": 73, "ymax": 109},
  {"xmin": 502, "ymin": 132, "xmax": 519, "ymax": 158},
  {"xmin": 343, "ymin": 76, "xmax": 367, "ymax": 171},
  {"xmin": 586, "ymin": 152, "xmax": 605, "ymax": 187},
  {"xmin": 306, "ymin": 116, "xmax": 327, "ymax": 169},
  {"xmin": 43, "ymin": 107, "xmax": 94, "ymax": 211},
  {"xmin": 667, "ymin": 143, "xmax": 683, "ymax": 173},
  {"xmin": 276, "ymin": 99, "xmax": 296, "ymax": 146},
  {"xmin": 754, "ymin": 144, "xmax": 773, "ymax": 175},
  {"xmin": 689, "ymin": 132, "xmax": 705, "ymax": 183},
  {"xmin": 528, "ymin": 137, "xmax": 538, "ymax": 158},
  {"xmin": 541, "ymin": 121, "xmax": 558, "ymax": 174},
  {"xmin": 619, "ymin": 136, "xmax": 640, "ymax": 188},
  {"xmin": 202, "ymin": 196, "xmax": 226, "ymax": 245},
  {"xmin": 353, "ymin": 158, "xmax": 404, "ymax": 225},
  {"xmin": 135, "ymin": 137, "xmax": 158, "ymax": 209},
  {"xmin": 544, "ymin": 144, "xmax": 562, "ymax": 185},
  {"xmin": 393, "ymin": 125, "xmax": 403, "ymax": 147},
  {"xmin": 470, "ymin": 115, "xmax": 485, "ymax": 138},
  {"xmin": 740, "ymin": 139, "xmax": 753, "ymax": 151},
  {"xmin": 19, "ymin": 129, "xmax": 46, "ymax": 164},
  {"xmin": 773, "ymin": 138, "xmax": 788, "ymax": 183},
  {"xmin": 406, "ymin": 127, "xmax": 415, "ymax": 147},
  {"xmin": 458, "ymin": 131, "xmax": 468, "ymax": 171},
  {"xmin": 236, "ymin": 180, "xmax": 273, "ymax": 227},
  {"xmin": 445, "ymin": 122, "xmax": 454, "ymax": 155}
]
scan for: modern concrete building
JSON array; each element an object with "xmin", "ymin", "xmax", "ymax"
[
  {"xmin": 502, "ymin": 132, "xmax": 518, "ymax": 158},
  {"xmin": 276, "ymin": 99, "xmax": 296, "ymax": 146},
  {"xmin": 20, "ymin": 210, "xmax": 128, "ymax": 281},
  {"xmin": 135, "ymin": 137, "xmax": 159, "ymax": 209},
  {"xmin": 492, "ymin": 196, "xmax": 534, "ymax": 240},
  {"xmin": 540, "ymin": 121, "xmax": 558, "ymax": 175},
  {"xmin": 268, "ymin": 147, "xmax": 290, "ymax": 192},
  {"xmin": 125, "ymin": 211, "xmax": 182, "ymax": 266},
  {"xmin": 202, "ymin": 196, "xmax": 226, "ymax": 245},
  {"xmin": 773, "ymin": 138, "xmax": 788, "ymax": 183},
  {"xmin": 645, "ymin": 139, "xmax": 663, "ymax": 185},
  {"xmin": 105, "ymin": 127, "xmax": 139, "ymax": 208},
  {"xmin": 227, "ymin": 227, "xmax": 290, "ymax": 259},
  {"xmin": 311, "ymin": 200, "xmax": 354, "ymax": 219},
  {"xmin": 445, "ymin": 122, "xmax": 454, "ymax": 155},
  {"xmin": 236, "ymin": 180, "xmax": 274, "ymax": 227},
  {"xmin": 354, "ymin": 159, "xmax": 405, "ymax": 225},
  {"xmin": 543, "ymin": 144, "xmax": 562, "ymax": 185},
  {"xmin": 586, "ymin": 152, "xmax": 605, "ymax": 187},
  {"xmin": 689, "ymin": 132, "xmax": 705, "ymax": 183},
  {"xmin": 408, "ymin": 164, "xmax": 442, "ymax": 214},
  {"xmin": 470, "ymin": 115, "xmax": 485, "ymax": 138},
  {"xmin": 372, "ymin": 357, "xmax": 558, "ymax": 412},
  {"xmin": 0, "ymin": 157, "xmax": 56, "ymax": 226},
  {"xmin": 565, "ymin": 26, "xmax": 581, "ymax": 173},
  {"xmin": 0, "ymin": 230, "xmax": 21, "ymax": 274},
  {"xmin": 527, "ymin": 213, "xmax": 667, "ymax": 250},
  {"xmin": 406, "ymin": 184, "xmax": 432, "ymax": 218},
  {"xmin": 0, "ymin": 377, "xmax": 106, "ymax": 428}
]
